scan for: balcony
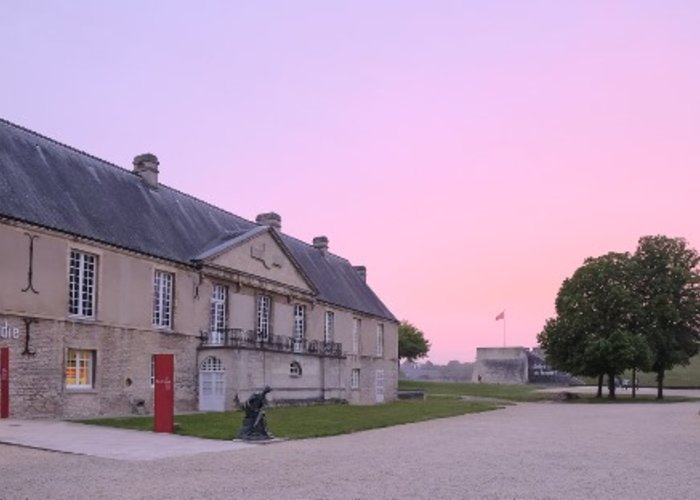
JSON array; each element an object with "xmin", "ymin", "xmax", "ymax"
[{"xmin": 199, "ymin": 328, "xmax": 343, "ymax": 358}]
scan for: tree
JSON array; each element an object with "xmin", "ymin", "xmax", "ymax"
[
  {"xmin": 633, "ymin": 236, "xmax": 700, "ymax": 399},
  {"xmin": 398, "ymin": 321, "xmax": 430, "ymax": 362},
  {"xmin": 537, "ymin": 252, "xmax": 649, "ymax": 398}
]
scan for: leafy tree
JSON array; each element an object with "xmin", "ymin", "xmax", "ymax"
[
  {"xmin": 633, "ymin": 236, "xmax": 700, "ymax": 399},
  {"xmin": 398, "ymin": 321, "xmax": 430, "ymax": 362},
  {"xmin": 538, "ymin": 252, "xmax": 649, "ymax": 398}
]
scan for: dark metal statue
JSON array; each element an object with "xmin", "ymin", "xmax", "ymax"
[{"xmin": 238, "ymin": 385, "xmax": 273, "ymax": 440}]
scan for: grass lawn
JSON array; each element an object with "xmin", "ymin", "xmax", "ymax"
[
  {"xmin": 78, "ymin": 396, "xmax": 501, "ymax": 440},
  {"xmin": 79, "ymin": 380, "xmax": 693, "ymax": 440},
  {"xmin": 627, "ymin": 355, "xmax": 700, "ymax": 387},
  {"xmin": 580, "ymin": 354, "xmax": 700, "ymax": 388},
  {"xmin": 398, "ymin": 380, "xmax": 554, "ymax": 401}
]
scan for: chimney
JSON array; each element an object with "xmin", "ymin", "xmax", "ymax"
[
  {"xmin": 353, "ymin": 265, "xmax": 367, "ymax": 282},
  {"xmin": 133, "ymin": 153, "xmax": 160, "ymax": 188},
  {"xmin": 313, "ymin": 236, "xmax": 329, "ymax": 253},
  {"xmin": 255, "ymin": 212, "xmax": 282, "ymax": 231}
]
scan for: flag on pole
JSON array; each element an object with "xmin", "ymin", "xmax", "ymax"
[{"xmin": 495, "ymin": 311, "xmax": 505, "ymax": 321}]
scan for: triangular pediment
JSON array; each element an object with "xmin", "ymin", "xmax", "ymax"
[{"xmin": 193, "ymin": 228, "xmax": 315, "ymax": 293}]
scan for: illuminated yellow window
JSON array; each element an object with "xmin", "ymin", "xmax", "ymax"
[{"xmin": 65, "ymin": 349, "xmax": 94, "ymax": 388}]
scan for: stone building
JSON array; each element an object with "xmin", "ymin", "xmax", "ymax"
[
  {"xmin": 0, "ymin": 118, "xmax": 398, "ymax": 419},
  {"xmin": 471, "ymin": 347, "xmax": 580, "ymax": 385}
]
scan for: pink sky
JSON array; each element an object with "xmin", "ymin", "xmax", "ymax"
[{"xmin": 2, "ymin": 2, "xmax": 699, "ymax": 363}]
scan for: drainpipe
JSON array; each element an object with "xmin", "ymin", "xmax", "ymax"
[{"xmin": 320, "ymin": 352, "xmax": 325, "ymax": 401}]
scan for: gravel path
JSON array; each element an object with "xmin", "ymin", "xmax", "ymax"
[{"xmin": 1, "ymin": 401, "xmax": 699, "ymax": 499}]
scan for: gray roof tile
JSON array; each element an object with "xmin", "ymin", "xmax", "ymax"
[{"xmin": 0, "ymin": 118, "xmax": 396, "ymax": 321}]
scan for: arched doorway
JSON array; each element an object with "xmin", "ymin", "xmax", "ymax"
[{"xmin": 198, "ymin": 356, "xmax": 225, "ymax": 412}]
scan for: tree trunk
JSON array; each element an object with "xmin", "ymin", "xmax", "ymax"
[
  {"xmin": 657, "ymin": 369, "xmax": 664, "ymax": 400},
  {"xmin": 631, "ymin": 367, "xmax": 636, "ymax": 399},
  {"xmin": 596, "ymin": 374, "xmax": 603, "ymax": 398},
  {"xmin": 607, "ymin": 373, "xmax": 616, "ymax": 399}
]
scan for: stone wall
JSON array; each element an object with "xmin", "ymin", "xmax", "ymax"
[
  {"xmin": 197, "ymin": 347, "xmax": 398, "ymax": 410},
  {"xmin": 471, "ymin": 347, "xmax": 529, "ymax": 384},
  {"xmin": 0, "ymin": 313, "xmax": 198, "ymax": 419}
]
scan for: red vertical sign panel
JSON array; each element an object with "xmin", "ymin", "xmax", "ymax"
[
  {"xmin": 1, "ymin": 347, "xmax": 9, "ymax": 419},
  {"xmin": 153, "ymin": 354, "xmax": 174, "ymax": 433}
]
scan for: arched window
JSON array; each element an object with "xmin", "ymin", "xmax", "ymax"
[{"xmin": 200, "ymin": 356, "xmax": 224, "ymax": 372}]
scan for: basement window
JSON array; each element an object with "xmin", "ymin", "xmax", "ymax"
[{"xmin": 290, "ymin": 361, "xmax": 302, "ymax": 377}]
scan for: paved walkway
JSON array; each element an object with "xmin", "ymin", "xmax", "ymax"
[
  {"xmin": 1, "ymin": 386, "xmax": 697, "ymax": 462},
  {"xmin": 0, "ymin": 419, "xmax": 255, "ymax": 460},
  {"xmin": 2, "ymin": 401, "xmax": 700, "ymax": 499}
]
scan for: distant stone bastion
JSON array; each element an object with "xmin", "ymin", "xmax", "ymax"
[{"xmin": 471, "ymin": 347, "xmax": 577, "ymax": 385}]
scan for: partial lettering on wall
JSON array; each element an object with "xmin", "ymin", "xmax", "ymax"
[{"xmin": 0, "ymin": 321, "xmax": 20, "ymax": 340}]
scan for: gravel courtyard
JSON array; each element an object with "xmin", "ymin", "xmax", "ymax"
[{"xmin": 1, "ymin": 401, "xmax": 699, "ymax": 500}]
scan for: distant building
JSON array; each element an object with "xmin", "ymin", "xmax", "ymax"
[
  {"xmin": 472, "ymin": 347, "xmax": 578, "ymax": 385},
  {"xmin": 0, "ymin": 119, "xmax": 398, "ymax": 418}
]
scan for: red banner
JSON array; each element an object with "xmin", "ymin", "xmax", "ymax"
[
  {"xmin": 153, "ymin": 354, "xmax": 174, "ymax": 433},
  {"xmin": 1, "ymin": 347, "xmax": 8, "ymax": 418}
]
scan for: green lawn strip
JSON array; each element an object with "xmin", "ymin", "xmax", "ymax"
[
  {"xmin": 76, "ymin": 397, "xmax": 501, "ymax": 440},
  {"xmin": 399, "ymin": 380, "xmax": 554, "ymax": 402},
  {"xmin": 575, "ymin": 354, "xmax": 700, "ymax": 388}
]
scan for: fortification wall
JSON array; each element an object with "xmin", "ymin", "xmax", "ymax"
[{"xmin": 472, "ymin": 347, "xmax": 529, "ymax": 384}]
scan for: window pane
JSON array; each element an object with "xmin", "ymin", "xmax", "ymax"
[
  {"xmin": 66, "ymin": 349, "xmax": 93, "ymax": 388},
  {"xmin": 153, "ymin": 271, "xmax": 174, "ymax": 328},
  {"xmin": 69, "ymin": 250, "xmax": 97, "ymax": 317}
]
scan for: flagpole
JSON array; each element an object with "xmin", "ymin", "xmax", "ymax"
[{"xmin": 503, "ymin": 315, "xmax": 506, "ymax": 347}]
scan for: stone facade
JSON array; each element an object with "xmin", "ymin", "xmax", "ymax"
[
  {"xmin": 0, "ymin": 217, "xmax": 399, "ymax": 418},
  {"xmin": 471, "ymin": 347, "xmax": 530, "ymax": 384},
  {"xmin": 0, "ymin": 118, "xmax": 400, "ymax": 419}
]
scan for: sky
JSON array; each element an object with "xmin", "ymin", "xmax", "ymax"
[{"xmin": 2, "ymin": 1, "xmax": 700, "ymax": 363}]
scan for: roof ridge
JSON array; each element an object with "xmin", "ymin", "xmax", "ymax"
[{"xmin": 0, "ymin": 116, "xmax": 255, "ymax": 227}]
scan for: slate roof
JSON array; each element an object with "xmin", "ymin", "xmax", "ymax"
[{"xmin": 0, "ymin": 118, "xmax": 396, "ymax": 321}]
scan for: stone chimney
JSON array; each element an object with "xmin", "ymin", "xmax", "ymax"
[
  {"xmin": 353, "ymin": 265, "xmax": 367, "ymax": 282},
  {"xmin": 255, "ymin": 212, "xmax": 282, "ymax": 231},
  {"xmin": 313, "ymin": 236, "xmax": 329, "ymax": 253},
  {"xmin": 133, "ymin": 153, "xmax": 159, "ymax": 188}
]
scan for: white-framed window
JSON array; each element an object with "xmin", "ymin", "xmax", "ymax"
[
  {"xmin": 153, "ymin": 270, "xmax": 174, "ymax": 328},
  {"xmin": 256, "ymin": 294, "xmax": 271, "ymax": 341},
  {"xmin": 290, "ymin": 361, "xmax": 302, "ymax": 377},
  {"xmin": 376, "ymin": 323, "xmax": 384, "ymax": 357},
  {"xmin": 324, "ymin": 310, "xmax": 335, "ymax": 343},
  {"xmin": 293, "ymin": 304, "xmax": 306, "ymax": 352},
  {"xmin": 65, "ymin": 348, "xmax": 95, "ymax": 388},
  {"xmin": 210, "ymin": 284, "xmax": 228, "ymax": 344},
  {"xmin": 69, "ymin": 250, "xmax": 97, "ymax": 318},
  {"xmin": 352, "ymin": 318, "xmax": 361, "ymax": 354},
  {"xmin": 351, "ymin": 368, "xmax": 360, "ymax": 389}
]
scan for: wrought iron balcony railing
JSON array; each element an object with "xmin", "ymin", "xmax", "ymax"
[{"xmin": 200, "ymin": 328, "xmax": 343, "ymax": 358}]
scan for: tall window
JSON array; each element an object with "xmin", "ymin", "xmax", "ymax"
[
  {"xmin": 293, "ymin": 304, "xmax": 306, "ymax": 351},
  {"xmin": 324, "ymin": 311, "xmax": 335, "ymax": 343},
  {"xmin": 352, "ymin": 318, "xmax": 361, "ymax": 354},
  {"xmin": 153, "ymin": 270, "xmax": 174, "ymax": 328},
  {"xmin": 210, "ymin": 284, "xmax": 228, "ymax": 344},
  {"xmin": 351, "ymin": 368, "xmax": 360, "ymax": 389},
  {"xmin": 65, "ymin": 349, "xmax": 94, "ymax": 388},
  {"xmin": 256, "ymin": 294, "xmax": 271, "ymax": 341},
  {"xmin": 69, "ymin": 250, "xmax": 97, "ymax": 318},
  {"xmin": 376, "ymin": 323, "xmax": 384, "ymax": 357}
]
